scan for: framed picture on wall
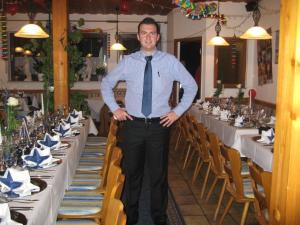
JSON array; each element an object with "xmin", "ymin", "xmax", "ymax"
[{"xmin": 257, "ymin": 28, "xmax": 273, "ymax": 85}]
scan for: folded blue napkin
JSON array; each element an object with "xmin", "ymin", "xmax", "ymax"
[
  {"xmin": 22, "ymin": 147, "xmax": 52, "ymax": 168},
  {"xmin": 52, "ymin": 123, "xmax": 72, "ymax": 137},
  {"xmin": 37, "ymin": 133, "xmax": 60, "ymax": 150},
  {"xmin": 0, "ymin": 168, "xmax": 40, "ymax": 197},
  {"xmin": 71, "ymin": 109, "xmax": 84, "ymax": 120}
]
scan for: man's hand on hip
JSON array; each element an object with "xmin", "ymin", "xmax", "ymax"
[
  {"xmin": 113, "ymin": 108, "xmax": 133, "ymax": 121},
  {"xmin": 160, "ymin": 111, "xmax": 179, "ymax": 127}
]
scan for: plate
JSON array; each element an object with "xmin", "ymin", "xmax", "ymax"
[
  {"xmin": 1, "ymin": 178, "xmax": 47, "ymax": 198},
  {"xmin": 31, "ymin": 178, "xmax": 47, "ymax": 192},
  {"xmin": 24, "ymin": 158, "xmax": 62, "ymax": 169},
  {"xmin": 54, "ymin": 142, "xmax": 71, "ymax": 150},
  {"xmin": 10, "ymin": 210, "xmax": 27, "ymax": 225},
  {"xmin": 252, "ymin": 136, "xmax": 261, "ymax": 142}
]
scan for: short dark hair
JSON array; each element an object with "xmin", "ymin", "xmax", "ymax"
[{"xmin": 138, "ymin": 17, "xmax": 160, "ymax": 34}]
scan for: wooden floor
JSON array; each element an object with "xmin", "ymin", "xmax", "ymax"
[{"xmin": 168, "ymin": 149, "xmax": 259, "ymax": 225}]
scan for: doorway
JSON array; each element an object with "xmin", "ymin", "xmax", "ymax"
[{"xmin": 174, "ymin": 37, "xmax": 202, "ymax": 101}]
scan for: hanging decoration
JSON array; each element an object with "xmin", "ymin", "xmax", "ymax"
[
  {"xmin": 231, "ymin": 43, "xmax": 237, "ymax": 69},
  {"xmin": 6, "ymin": 1, "xmax": 19, "ymax": 16},
  {"xmin": 173, "ymin": 0, "xmax": 226, "ymax": 24},
  {"xmin": 120, "ymin": 0, "xmax": 129, "ymax": 13},
  {"xmin": 0, "ymin": 12, "xmax": 8, "ymax": 60}
]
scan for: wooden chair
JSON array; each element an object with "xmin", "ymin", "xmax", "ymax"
[
  {"xmin": 104, "ymin": 198, "xmax": 126, "ymax": 225},
  {"xmin": 191, "ymin": 123, "xmax": 212, "ymax": 198},
  {"xmin": 99, "ymin": 104, "xmax": 112, "ymax": 137},
  {"xmin": 248, "ymin": 161, "xmax": 272, "ymax": 225},
  {"xmin": 69, "ymin": 146, "xmax": 122, "ymax": 193},
  {"xmin": 182, "ymin": 115, "xmax": 196, "ymax": 170},
  {"xmin": 57, "ymin": 161, "xmax": 125, "ymax": 223},
  {"xmin": 192, "ymin": 122, "xmax": 211, "ymax": 185},
  {"xmin": 218, "ymin": 146, "xmax": 254, "ymax": 225},
  {"xmin": 206, "ymin": 132, "xmax": 228, "ymax": 221}
]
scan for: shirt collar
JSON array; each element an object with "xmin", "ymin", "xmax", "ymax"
[{"xmin": 140, "ymin": 48, "xmax": 159, "ymax": 60}]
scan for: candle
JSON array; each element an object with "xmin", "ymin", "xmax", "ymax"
[
  {"xmin": 41, "ymin": 93, "xmax": 44, "ymax": 115},
  {"xmin": 249, "ymin": 90, "xmax": 252, "ymax": 109}
]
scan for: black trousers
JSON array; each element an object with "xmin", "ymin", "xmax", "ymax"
[{"xmin": 120, "ymin": 119, "xmax": 170, "ymax": 225}]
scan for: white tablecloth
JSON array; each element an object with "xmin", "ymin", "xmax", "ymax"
[
  {"xmin": 189, "ymin": 105, "xmax": 258, "ymax": 152},
  {"xmin": 241, "ymin": 134, "xmax": 273, "ymax": 172},
  {"xmin": 8, "ymin": 119, "xmax": 89, "ymax": 225},
  {"xmin": 86, "ymin": 97, "xmax": 105, "ymax": 122}
]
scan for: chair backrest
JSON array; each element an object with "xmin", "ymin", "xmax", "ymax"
[
  {"xmin": 99, "ymin": 104, "xmax": 112, "ymax": 137},
  {"xmin": 102, "ymin": 174, "xmax": 125, "ymax": 224},
  {"xmin": 100, "ymin": 136, "xmax": 117, "ymax": 188},
  {"xmin": 248, "ymin": 161, "xmax": 272, "ymax": 223},
  {"xmin": 221, "ymin": 146, "xmax": 245, "ymax": 199},
  {"xmin": 196, "ymin": 123, "xmax": 210, "ymax": 160},
  {"xmin": 104, "ymin": 198, "xmax": 127, "ymax": 225},
  {"xmin": 207, "ymin": 132, "xmax": 224, "ymax": 175}
]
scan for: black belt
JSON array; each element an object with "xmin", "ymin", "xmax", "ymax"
[{"xmin": 130, "ymin": 115, "xmax": 161, "ymax": 123}]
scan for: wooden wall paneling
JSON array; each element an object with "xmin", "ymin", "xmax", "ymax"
[
  {"xmin": 52, "ymin": 0, "xmax": 69, "ymax": 112},
  {"xmin": 270, "ymin": 0, "xmax": 300, "ymax": 224}
]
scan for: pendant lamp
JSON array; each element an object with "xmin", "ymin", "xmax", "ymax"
[
  {"xmin": 240, "ymin": 2, "xmax": 271, "ymax": 40},
  {"xmin": 15, "ymin": 10, "xmax": 49, "ymax": 38},
  {"xmin": 110, "ymin": 7, "xmax": 126, "ymax": 51},
  {"xmin": 207, "ymin": 1, "xmax": 229, "ymax": 46}
]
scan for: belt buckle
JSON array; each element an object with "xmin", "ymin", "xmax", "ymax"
[{"xmin": 145, "ymin": 117, "xmax": 151, "ymax": 127}]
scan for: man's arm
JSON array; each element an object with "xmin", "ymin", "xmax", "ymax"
[
  {"xmin": 171, "ymin": 57, "xmax": 198, "ymax": 117},
  {"xmin": 100, "ymin": 58, "xmax": 126, "ymax": 113}
]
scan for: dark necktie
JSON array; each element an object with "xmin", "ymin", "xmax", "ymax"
[{"xmin": 141, "ymin": 55, "xmax": 153, "ymax": 117}]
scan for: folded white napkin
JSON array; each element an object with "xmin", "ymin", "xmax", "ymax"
[
  {"xmin": 234, "ymin": 115, "xmax": 244, "ymax": 127},
  {"xmin": 71, "ymin": 109, "xmax": 84, "ymax": 120},
  {"xmin": 267, "ymin": 116, "xmax": 276, "ymax": 125},
  {"xmin": 52, "ymin": 123, "xmax": 72, "ymax": 137},
  {"xmin": 37, "ymin": 133, "xmax": 61, "ymax": 150},
  {"xmin": 0, "ymin": 203, "xmax": 22, "ymax": 225},
  {"xmin": 0, "ymin": 168, "xmax": 40, "ymax": 198},
  {"xmin": 212, "ymin": 106, "xmax": 221, "ymax": 116},
  {"xmin": 258, "ymin": 128, "xmax": 275, "ymax": 144},
  {"xmin": 22, "ymin": 147, "xmax": 53, "ymax": 168},
  {"xmin": 202, "ymin": 101, "xmax": 210, "ymax": 110},
  {"xmin": 220, "ymin": 110, "xmax": 230, "ymax": 121},
  {"xmin": 64, "ymin": 114, "xmax": 79, "ymax": 126}
]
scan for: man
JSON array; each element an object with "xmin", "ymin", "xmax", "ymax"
[{"xmin": 101, "ymin": 17, "xmax": 197, "ymax": 225}]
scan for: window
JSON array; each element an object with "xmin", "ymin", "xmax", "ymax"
[{"xmin": 214, "ymin": 37, "xmax": 246, "ymax": 88}]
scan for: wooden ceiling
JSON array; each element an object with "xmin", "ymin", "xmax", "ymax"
[{"xmin": 14, "ymin": 0, "xmax": 252, "ymax": 15}]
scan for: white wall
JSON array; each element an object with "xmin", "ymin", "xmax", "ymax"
[
  {"xmin": 0, "ymin": 13, "xmax": 167, "ymax": 90},
  {"xmin": 167, "ymin": 0, "xmax": 280, "ymax": 104}
]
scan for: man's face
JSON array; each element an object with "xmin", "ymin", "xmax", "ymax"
[{"xmin": 137, "ymin": 24, "xmax": 160, "ymax": 52}]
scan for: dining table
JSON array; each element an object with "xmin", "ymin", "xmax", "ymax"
[
  {"xmin": 6, "ymin": 118, "xmax": 90, "ymax": 225},
  {"xmin": 189, "ymin": 105, "xmax": 259, "ymax": 152},
  {"xmin": 240, "ymin": 134, "xmax": 273, "ymax": 172}
]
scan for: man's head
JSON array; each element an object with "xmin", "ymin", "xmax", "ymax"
[{"xmin": 137, "ymin": 17, "xmax": 160, "ymax": 53}]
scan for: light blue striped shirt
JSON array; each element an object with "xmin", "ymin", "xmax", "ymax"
[{"xmin": 100, "ymin": 50, "xmax": 197, "ymax": 118}]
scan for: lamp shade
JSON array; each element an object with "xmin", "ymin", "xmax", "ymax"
[
  {"xmin": 110, "ymin": 42, "xmax": 127, "ymax": 51},
  {"xmin": 15, "ymin": 23, "xmax": 49, "ymax": 38},
  {"xmin": 207, "ymin": 36, "xmax": 229, "ymax": 46},
  {"xmin": 240, "ymin": 26, "xmax": 272, "ymax": 39},
  {"xmin": 15, "ymin": 47, "xmax": 24, "ymax": 53}
]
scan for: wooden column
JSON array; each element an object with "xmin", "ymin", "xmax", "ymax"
[
  {"xmin": 52, "ymin": 0, "xmax": 68, "ymax": 112},
  {"xmin": 270, "ymin": 0, "xmax": 300, "ymax": 224}
]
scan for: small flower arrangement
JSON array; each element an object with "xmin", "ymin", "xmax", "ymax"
[
  {"xmin": 5, "ymin": 97, "xmax": 19, "ymax": 135},
  {"xmin": 213, "ymin": 80, "xmax": 223, "ymax": 98}
]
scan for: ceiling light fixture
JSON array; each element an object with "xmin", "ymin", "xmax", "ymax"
[
  {"xmin": 207, "ymin": 1, "xmax": 229, "ymax": 46},
  {"xmin": 110, "ymin": 7, "xmax": 126, "ymax": 51},
  {"xmin": 14, "ymin": 2, "xmax": 49, "ymax": 39},
  {"xmin": 240, "ymin": 1, "xmax": 271, "ymax": 40}
]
